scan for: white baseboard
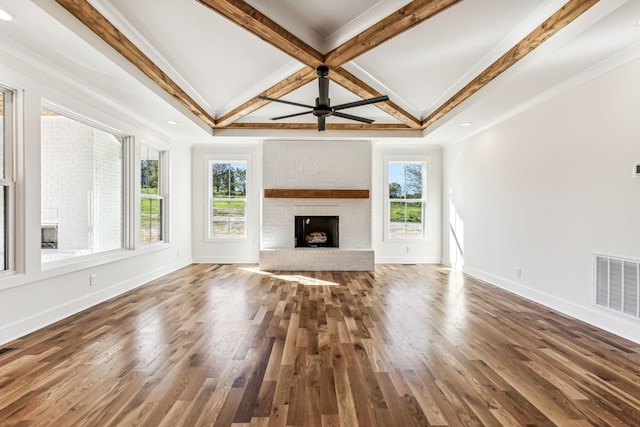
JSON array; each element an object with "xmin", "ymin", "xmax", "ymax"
[
  {"xmin": 464, "ymin": 266, "xmax": 640, "ymax": 345},
  {"xmin": 0, "ymin": 258, "xmax": 192, "ymax": 346},
  {"xmin": 375, "ymin": 256, "xmax": 442, "ymax": 264},
  {"xmin": 192, "ymin": 256, "xmax": 259, "ymax": 264}
]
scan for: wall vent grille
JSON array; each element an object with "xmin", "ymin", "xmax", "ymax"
[{"xmin": 595, "ymin": 254, "xmax": 640, "ymax": 318}]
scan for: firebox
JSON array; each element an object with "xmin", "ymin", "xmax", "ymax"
[{"xmin": 295, "ymin": 216, "xmax": 339, "ymax": 248}]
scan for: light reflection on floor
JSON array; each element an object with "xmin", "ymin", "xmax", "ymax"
[{"xmin": 240, "ymin": 267, "xmax": 339, "ymax": 286}]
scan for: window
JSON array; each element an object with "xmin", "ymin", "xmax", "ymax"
[
  {"xmin": 41, "ymin": 104, "xmax": 126, "ymax": 263},
  {"xmin": 387, "ymin": 161, "xmax": 426, "ymax": 239},
  {"xmin": 209, "ymin": 160, "xmax": 247, "ymax": 238},
  {"xmin": 0, "ymin": 87, "xmax": 15, "ymax": 271},
  {"xmin": 141, "ymin": 145, "xmax": 165, "ymax": 245}
]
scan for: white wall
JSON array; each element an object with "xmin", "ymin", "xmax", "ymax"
[
  {"xmin": 443, "ymin": 57, "xmax": 640, "ymax": 343},
  {"xmin": 191, "ymin": 143, "xmax": 262, "ymax": 263},
  {"xmin": 0, "ymin": 51, "xmax": 193, "ymax": 345},
  {"xmin": 372, "ymin": 143, "xmax": 442, "ymax": 263}
]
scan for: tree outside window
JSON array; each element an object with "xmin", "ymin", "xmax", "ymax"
[{"xmin": 210, "ymin": 161, "xmax": 247, "ymax": 237}]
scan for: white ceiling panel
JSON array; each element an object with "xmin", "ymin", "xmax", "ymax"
[
  {"xmin": 91, "ymin": 0, "xmax": 295, "ymax": 114},
  {"xmin": 349, "ymin": 0, "xmax": 550, "ymax": 116}
]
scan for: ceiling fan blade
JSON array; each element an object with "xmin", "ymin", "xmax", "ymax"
[
  {"xmin": 332, "ymin": 95, "xmax": 389, "ymax": 111},
  {"xmin": 318, "ymin": 78, "xmax": 329, "ymax": 106},
  {"xmin": 332, "ymin": 111, "xmax": 374, "ymax": 124},
  {"xmin": 271, "ymin": 110, "xmax": 313, "ymax": 120},
  {"xmin": 318, "ymin": 116, "xmax": 326, "ymax": 131},
  {"xmin": 258, "ymin": 95, "xmax": 314, "ymax": 109}
]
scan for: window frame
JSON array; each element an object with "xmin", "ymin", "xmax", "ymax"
[
  {"xmin": 206, "ymin": 156, "xmax": 250, "ymax": 241},
  {"xmin": 383, "ymin": 155, "xmax": 429, "ymax": 242},
  {"xmin": 40, "ymin": 100, "xmax": 131, "ymax": 265},
  {"xmin": 140, "ymin": 143, "xmax": 167, "ymax": 246},
  {"xmin": 0, "ymin": 86, "xmax": 16, "ymax": 274}
]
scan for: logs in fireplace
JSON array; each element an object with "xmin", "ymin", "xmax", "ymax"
[{"xmin": 295, "ymin": 216, "xmax": 339, "ymax": 248}]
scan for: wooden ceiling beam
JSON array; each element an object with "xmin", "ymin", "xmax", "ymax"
[
  {"xmin": 225, "ymin": 123, "xmax": 413, "ymax": 131},
  {"xmin": 324, "ymin": 0, "xmax": 463, "ymax": 67},
  {"xmin": 329, "ymin": 67, "xmax": 421, "ymax": 128},
  {"xmin": 55, "ymin": 0, "xmax": 217, "ymax": 129},
  {"xmin": 216, "ymin": 67, "xmax": 317, "ymax": 127},
  {"xmin": 196, "ymin": 0, "xmax": 431, "ymax": 127},
  {"xmin": 422, "ymin": 0, "xmax": 599, "ymax": 130},
  {"xmin": 196, "ymin": 0, "xmax": 324, "ymax": 67}
]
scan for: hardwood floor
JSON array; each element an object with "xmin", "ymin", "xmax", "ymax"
[{"xmin": 1, "ymin": 264, "xmax": 639, "ymax": 426}]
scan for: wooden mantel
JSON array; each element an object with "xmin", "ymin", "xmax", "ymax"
[{"xmin": 264, "ymin": 189, "xmax": 369, "ymax": 199}]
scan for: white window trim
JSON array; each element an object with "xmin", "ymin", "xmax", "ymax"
[
  {"xmin": 0, "ymin": 86, "xmax": 17, "ymax": 275},
  {"xmin": 140, "ymin": 144, "xmax": 168, "ymax": 247},
  {"xmin": 40, "ymin": 100, "xmax": 130, "ymax": 264},
  {"xmin": 383, "ymin": 154, "xmax": 430, "ymax": 242},
  {"xmin": 205, "ymin": 154, "xmax": 251, "ymax": 242}
]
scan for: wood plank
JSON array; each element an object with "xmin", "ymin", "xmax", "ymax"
[
  {"xmin": 196, "ymin": 0, "xmax": 324, "ymax": 67},
  {"xmin": 264, "ymin": 189, "xmax": 370, "ymax": 199},
  {"xmin": 324, "ymin": 0, "xmax": 463, "ymax": 67},
  {"xmin": 328, "ymin": 67, "xmax": 421, "ymax": 128},
  {"xmin": 223, "ymin": 122, "xmax": 413, "ymax": 131},
  {"xmin": 1, "ymin": 264, "xmax": 639, "ymax": 426},
  {"xmin": 54, "ymin": 0, "xmax": 217, "ymax": 129},
  {"xmin": 215, "ymin": 67, "xmax": 318, "ymax": 127},
  {"xmin": 422, "ymin": 0, "xmax": 599, "ymax": 129}
]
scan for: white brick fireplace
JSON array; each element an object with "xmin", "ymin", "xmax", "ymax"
[{"xmin": 260, "ymin": 140, "xmax": 374, "ymax": 271}]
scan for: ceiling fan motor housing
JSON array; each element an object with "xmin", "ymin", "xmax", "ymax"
[
  {"xmin": 314, "ymin": 97, "xmax": 332, "ymax": 117},
  {"xmin": 316, "ymin": 65, "xmax": 330, "ymax": 77}
]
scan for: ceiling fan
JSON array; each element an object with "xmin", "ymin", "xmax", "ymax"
[{"xmin": 258, "ymin": 65, "xmax": 389, "ymax": 131}]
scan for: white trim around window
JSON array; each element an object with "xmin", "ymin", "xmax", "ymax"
[
  {"xmin": 383, "ymin": 154, "xmax": 430, "ymax": 242},
  {"xmin": 204, "ymin": 154, "xmax": 251, "ymax": 242}
]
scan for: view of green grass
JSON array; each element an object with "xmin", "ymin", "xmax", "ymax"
[
  {"xmin": 212, "ymin": 199, "xmax": 245, "ymax": 217},
  {"xmin": 390, "ymin": 202, "xmax": 422, "ymax": 222},
  {"xmin": 141, "ymin": 198, "xmax": 161, "ymax": 222},
  {"xmin": 140, "ymin": 198, "xmax": 162, "ymax": 244}
]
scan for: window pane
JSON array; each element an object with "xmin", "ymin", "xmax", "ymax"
[
  {"xmin": 141, "ymin": 145, "xmax": 159, "ymax": 195},
  {"xmin": 141, "ymin": 198, "xmax": 162, "ymax": 244},
  {"xmin": 389, "ymin": 201, "xmax": 423, "ymax": 238},
  {"xmin": 211, "ymin": 199, "xmax": 245, "ymax": 236},
  {"xmin": 388, "ymin": 161, "xmax": 425, "ymax": 239},
  {"xmin": 0, "ymin": 187, "xmax": 6, "ymax": 270},
  {"xmin": 210, "ymin": 161, "xmax": 247, "ymax": 238},
  {"xmin": 0, "ymin": 92, "xmax": 5, "ymax": 269},
  {"xmin": 389, "ymin": 162, "xmax": 422, "ymax": 199},
  {"xmin": 41, "ymin": 107, "xmax": 124, "ymax": 262},
  {"xmin": 212, "ymin": 162, "xmax": 246, "ymax": 198},
  {"xmin": 0, "ymin": 91, "xmax": 5, "ymax": 179}
]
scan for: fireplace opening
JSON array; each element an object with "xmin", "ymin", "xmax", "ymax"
[
  {"xmin": 41, "ymin": 224, "xmax": 58, "ymax": 249},
  {"xmin": 295, "ymin": 216, "xmax": 339, "ymax": 248}
]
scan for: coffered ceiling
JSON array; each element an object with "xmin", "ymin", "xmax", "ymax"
[{"xmin": 2, "ymin": 0, "xmax": 640, "ymax": 143}]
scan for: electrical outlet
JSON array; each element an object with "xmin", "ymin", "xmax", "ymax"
[
  {"xmin": 90, "ymin": 274, "xmax": 97, "ymax": 286},
  {"xmin": 406, "ymin": 246, "xmax": 410, "ymax": 253},
  {"xmin": 515, "ymin": 268, "xmax": 521, "ymax": 278}
]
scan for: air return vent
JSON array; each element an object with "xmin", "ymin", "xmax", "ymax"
[{"xmin": 595, "ymin": 254, "xmax": 640, "ymax": 318}]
